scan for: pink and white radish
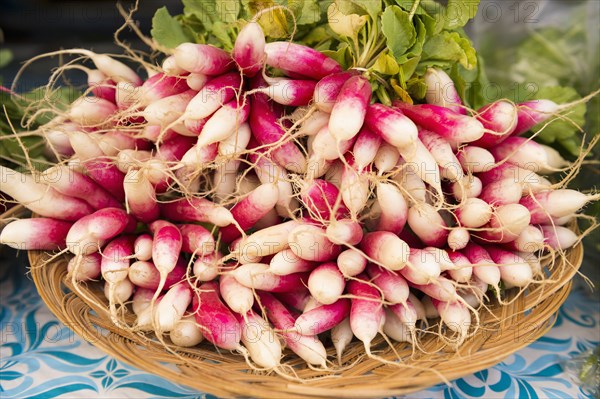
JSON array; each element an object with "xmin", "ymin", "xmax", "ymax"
[
  {"xmin": 366, "ymin": 264, "xmax": 409, "ymax": 305},
  {"xmin": 264, "ymin": 42, "xmax": 342, "ymax": 80},
  {"xmin": 407, "ymin": 204, "xmax": 449, "ymax": 247},
  {"xmin": 365, "ymin": 104, "xmax": 418, "ymax": 150},
  {"xmin": 65, "ymin": 208, "xmax": 131, "ymax": 255},
  {"xmin": 0, "ymin": 218, "xmax": 72, "ymax": 250},
  {"xmin": 307, "ymin": 262, "xmax": 345, "ymax": 305},
  {"xmin": 269, "ymin": 249, "xmax": 316, "ymax": 275},
  {"xmin": 288, "ymin": 224, "xmax": 341, "ymax": 262},
  {"xmin": 128, "ymin": 259, "xmax": 186, "ymax": 290},
  {"xmin": 347, "ymin": 277, "xmax": 385, "ymax": 356},
  {"xmin": 337, "ymin": 249, "xmax": 367, "ymax": 277},
  {"xmin": 326, "ymin": 219, "xmax": 364, "ymax": 246},
  {"xmin": 174, "ymin": 43, "xmax": 233, "ymax": 75},
  {"xmin": 472, "ymin": 100, "xmax": 518, "ymax": 148},
  {"xmin": 67, "ymin": 253, "xmax": 102, "ymax": 281},
  {"xmin": 294, "ymin": 299, "xmax": 351, "ymax": 335},
  {"xmin": 520, "ymin": 190, "xmax": 598, "ymax": 224},
  {"xmin": 232, "ymin": 21, "xmax": 265, "ymax": 77},
  {"xmin": 424, "ymin": 68, "xmax": 466, "ymax": 115},
  {"xmin": 360, "ymin": 231, "xmax": 410, "ymax": 271},
  {"xmin": 329, "ymin": 75, "xmax": 372, "ymax": 141},
  {"xmin": 232, "ymin": 263, "xmax": 308, "ymax": 293}
]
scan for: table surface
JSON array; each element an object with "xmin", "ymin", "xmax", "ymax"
[{"xmin": 0, "ymin": 250, "xmax": 598, "ymax": 399}]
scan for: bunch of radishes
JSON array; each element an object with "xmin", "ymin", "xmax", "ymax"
[{"xmin": 0, "ymin": 20, "xmax": 597, "ymax": 370}]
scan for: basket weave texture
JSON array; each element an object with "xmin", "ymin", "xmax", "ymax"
[{"xmin": 26, "ymin": 239, "xmax": 584, "ymax": 399}]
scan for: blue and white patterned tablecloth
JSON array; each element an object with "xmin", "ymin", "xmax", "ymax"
[{"xmin": 1, "ymin": 250, "xmax": 598, "ymax": 399}]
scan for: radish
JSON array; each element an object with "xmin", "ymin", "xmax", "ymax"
[
  {"xmin": 540, "ymin": 144, "xmax": 569, "ymax": 171},
  {"xmin": 103, "ymin": 279, "xmax": 133, "ymax": 304},
  {"xmin": 276, "ymin": 289, "xmax": 311, "ymax": 312},
  {"xmin": 238, "ymin": 311, "xmax": 282, "ymax": 369},
  {"xmin": 133, "ymin": 234, "xmax": 153, "ymax": 261},
  {"xmin": 67, "ymin": 253, "xmax": 102, "ymax": 281},
  {"xmin": 162, "ymin": 55, "xmax": 186, "ymax": 76},
  {"xmin": 455, "ymin": 198, "xmax": 493, "ymax": 228},
  {"xmin": 257, "ymin": 78, "xmax": 317, "ymax": 107},
  {"xmin": 472, "ymin": 100, "xmax": 518, "ymax": 148},
  {"xmin": 307, "ymin": 262, "xmax": 345, "ymax": 305},
  {"xmin": 313, "ymin": 71, "xmax": 356, "ymax": 113},
  {"xmin": 383, "ymin": 309, "xmax": 413, "ymax": 343},
  {"xmin": 220, "ymin": 274, "xmax": 254, "ymax": 315},
  {"xmin": 257, "ymin": 292, "xmax": 327, "ymax": 367},
  {"xmin": 153, "ymin": 282, "xmax": 193, "ymax": 332},
  {"xmin": 197, "ymin": 99, "xmax": 251, "ymax": 147},
  {"xmin": 331, "ymin": 317, "xmax": 353, "ymax": 363},
  {"xmin": 249, "ymin": 93, "xmax": 306, "ymax": 174},
  {"xmin": 298, "ymin": 178, "xmax": 348, "ymax": 221},
  {"xmin": 150, "ymin": 220, "xmax": 183, "ymax": 294},
  {"xmin": 123, "ymin": 169, "xmax": 159, "ymax": 223},
  {"xmin": 424, "ymin": 68, "xmax": 466, "ymax": 115},
  {"xmin": 326, "ymin": 219, "xmax": 364, "ymax": 246},
  {"xmin": 160, "ymin": 197, "xmax": 234, "ymax": 227},
  {"xmin": 185, "ymin": 72, "xmax": 242, "ymax": 120},
  {"xmin": 366, "ymin": 264, "xmax": 409, "ymax": 305},
  {"xmin": 294, "ymin": 299, "xmax": 350, "ymax": 335},
  {"xmin": 0, "ymin": 166, "xmax": 95, "ymax": 221},
  {"xmin": 139, "ymin": 73, "xmax": 190, "ymax": 105},
  {"xmin": 401, "ymin": 139, "xmax": 444, "ymax": 199},
  {"xmin": 513, "ymin": 99, "xmax": 559, "ymax": 136},
  {"xmin": 193, "ymin": 251, "xmax": 222, "ymax": 282},
  {"xmin": 360, "ymin": 231, "xmax": 409, "ymax": 271},
  {"xmin": 353, "ymin": 127, "xmax": 382, "ymax": 172},
  {"xmin": 431, "ymin": 299, "xmax": 471, "ymax": 342},
  {"xmin": 170, "ymin": 315, "xmax": 204, "ymax": 347},
  {"xmin": 486, "ymin": 247, "xmax": 533, "ymax": 288},
  {"xmin": 218, "ymin": 121, "xmax": 252, "ymax": 158},
  {"xmin": 329, "ymin": 75, "xmax": 372, "ymax": 141},
  {"xmin": 457, "ymin": 146, "xmax": 495, "ymax": 174},
  {"xmin": 219, "ymin": 183, "xmax": 279, "ymax": 243},
  {"xmin": 296, "ymin": 110, "xmax": 330, "ymax": 137},
  {"xmin": 450, "ymin": 175, "xmax": 483, "ymax": 201},
  {"xmin": 337, "ymin": 249, "xmax": 367, "ymax": 277},
  {"xmin": 82, "ymin": 158, "xmax": 127, "ymax": 202},
  {"xmin": 248, "ymin": 151, "xmax": 299, "ymax": 217},
  {"xmin": 347, "ymin": 277, "xmax": 385, "ymax": 356},
  {"xmin": 66, "ymin": 208, "xmax": 130, "ymax": 255},
  {"xmin": 504, "ymin": 225, "xmax": 545, "ymax": 253},
  {"xmin": 446, "ymin": 251, "xmax": 473, "ymax": 283},
  {"xmin": 377, "ymin": 183, "xmax": 408, "ymax": 238},
  {"xmin": 365, "ymin": 104, "xmax": 418, "ymax": 150},
  {"xmin": 520, "ymin": 190, "xmax": 598, "ymax": 224},
  {"xmin": 87, "ymin": 69, "xmax": 116, "ymax": 103},
  {"xmin": 269, "ymin": 249, "xmax": 316, "ymax": 275},
  {"xmin": 288, "ymin": 224, "xmax": 341, "ymax": 262},
  {"xmin": 540, "ymin": 225, "xmax": 579, "ymax": 250},
  {"xmin": 394, "ymin": 102, "xmax": 485, "ymax": 145},
  {"xmin": 0, "ymin": 218, "xmax": 72, "ymax": 250},
  {"xmin": 42, "ymin": 165, "xmax": 122, "ymax": 210},
  {"xmin": 232, "ymin": 263, "xmax": 308, "ymax": 292},
  {"xmin": 340, "ymin": 161, "xmax": 370, "ymax": 216},
  {"xmin": 477, "ymin": 203, "xmax": 531, "ymax": 243},
  {"xmin": 193, "ymin": 281, "xmax": 242, "ymax": 351},
  {"xmin": 410, "ymin": 276, "xmax": 458, "ymax": 302},
  {"xmin": 477, "ymin": 163, "xmax": 551, "ymax": 194},
  {"xmin": 101, "ymin": 236, "xmax": 135, "ymax": 286},
  {"xmin": 232, "ymin": 21, "xmax": 265, "ymax": 77},
  {"xmin": 447, "ymin": 227, "xmax": 470, "ymax": 251},
  {"xmin": 67, "ymin": 97, "xmax": 117, "ymax": 126},
  {"xmin": 393, "ymin": 166, "xmax": 428, "ymax": 204},
  {"xmin": 402, "ymin": 248, "xmax": 442, "ymax": 285},
  {"xmin": 143, "ymin": 89, "xmax": 196, "ymax": 131},
  {"xmin": 264, "ymin": 42, "xmax": 341, "ymax": 80},
  {"xmin": 179, "ymin": 224, "xmax": 215, "ymax": 255},
  {"xmin": 407, "ymin": 204, "xmax": 449, "ymax": 247},
  {"xmin": 174, "ymin": 43, "xmax": 233, "ymax": 75},
  {"xmin": 490, "ymin": 137, "xmax": 550, "ymax": 172},
  {"xmin": 186, "ymin": 73, "xmax": 208, "ymax": 91},
  {"xmin": 419, "ymin": 129, "xmax": 463, "ymax": 181},
  {"xmin": 480, "ymin": 178, "xmax": 523, "ymax": 206},
  {"xmin": 128, "ymin": 258, "xmax": 186, "ymax": 290},
  {"xmin": 310, "ymin": 125, "xmax": 356, "ymax": 162},
  {"xmin": 374, "ymin": 143, "xmax": 400, "ymax": 175},
  {"xmin": 236, "ymin": 220, "xmax": 299, "ymax": 258},
  {"xmin": 463, "ymin": 243, "xmax": 501, "ymax": 291}
]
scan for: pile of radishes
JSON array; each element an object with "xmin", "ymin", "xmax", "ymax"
[{"xmin": 1, "ymin": 20, "xmax": 597, "ymax": 370}]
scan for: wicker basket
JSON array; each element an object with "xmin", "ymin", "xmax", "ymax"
[{"xmin": 26, "ymin": 238, "xmax": 584, "ymax": 399}]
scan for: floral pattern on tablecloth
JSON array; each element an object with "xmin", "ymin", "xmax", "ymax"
[{"xmin": 0, "ymin": 252, "xmax": 597, "ymax": 399}]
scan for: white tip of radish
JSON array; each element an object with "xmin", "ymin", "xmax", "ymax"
[{"xmin": 170, "ymin": 315, "xmax": 204, "ymax": 347}]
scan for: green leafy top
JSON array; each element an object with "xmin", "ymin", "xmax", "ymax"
[{"xmin": 150, "ymin": 0, "xmax": 484, "ymax": 105}]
